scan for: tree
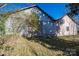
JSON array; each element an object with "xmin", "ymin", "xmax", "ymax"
[
  {"xmin": 28, "ymin": 12, "xmax": 39, "ymax": 37},
  {"xmin": 66, "ymin": 3, "xmax": 79, "ymax": 17},
  {"xmin": 0, "ymin": 3, "xmax": 6, "ymax": 7},
  {"xmin": 0, "ymin": 14, "xmax": 9, "ymax": 35},
  {"xmin": 28, "ymin": 12, "xmax": 39, "ymax": 31}
]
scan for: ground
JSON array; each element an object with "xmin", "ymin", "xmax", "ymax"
[{"xmin": 0, "ymin": 34, "xmax": 79, "ymax": 56}]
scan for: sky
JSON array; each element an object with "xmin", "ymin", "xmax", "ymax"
[
  {"xmin": 37, "ymin": 3, "xmax": 67, "ymax": 19},
  {"xmin": 0, "ymin": 3, "xmax": 68, "ymax": 19}
]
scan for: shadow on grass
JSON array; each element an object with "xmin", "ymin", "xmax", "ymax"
[{"xmin": 26, "ymin": 36, "xmax": 79, "ymax": 56}]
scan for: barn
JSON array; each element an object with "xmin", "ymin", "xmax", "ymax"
[
  {"xmin": 55, "ymin": 15, "xmax": 78, "ymax": 36},
  {"xmin": 4, "ymin": 5, "xmax": 57, "ymax": 37},
  {"xmin": 4, "ymin": 4, "xmax": 78, "ymax": 37}
]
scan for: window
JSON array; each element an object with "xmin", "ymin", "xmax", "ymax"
[
  {"xmin": 43, "ymin": 22, "xmax": 46, "ymax": 25},
  {"xmin": 66, "ymin": 26, "xmax": 69, "ymax": 31},
  {"xmin": 48, "ymin": 21, "xmax": 50, "ymax": 24},
  {"xmin": 50, "ymin": 30, "xmax": 52, "ymax": 33},
  {"xmin": 43, "ymin": 14, "xmax": 45, "ymax": 16}
]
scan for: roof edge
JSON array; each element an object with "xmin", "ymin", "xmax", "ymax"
[
  {"xmin": 67, "ymin": 14, "xmax": 79, "ymax": 25},
  {"xmin": 0, "ymin": 4, "xmax": 36, "ymax": 15},
  {"xmin": 0, "ymin": 4, "xmax": 56, "ymax": 22}
]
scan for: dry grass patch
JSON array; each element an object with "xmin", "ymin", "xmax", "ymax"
[{"xmin": 0, "ymin": 35, "xmax": 64, "ymax": 56}]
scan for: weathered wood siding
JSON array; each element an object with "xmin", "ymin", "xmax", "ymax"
[
  {"xmin": 5, "ymin": 7, "xmax": 56, "ymax": 37},
  {"xmin": 5, "ymin": 7, "xmax": 77, "ymax": 37},
  {"xmin": 57, "ymin": 15, "xmax": 77, "ymax": 36},
  {"xmin": 5, "ymin": 8, "xmax": 34, "ymax": 37}
]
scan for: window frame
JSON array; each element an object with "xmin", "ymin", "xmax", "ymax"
[{"xmin": 66, "ymin": 26, "xmax": 69, "ymax": 31}]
